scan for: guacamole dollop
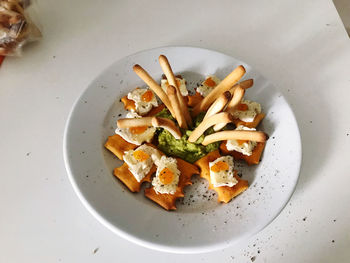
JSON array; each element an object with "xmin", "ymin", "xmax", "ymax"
[{"xmin": 155, "ymin": 109, "xmax": 220, "ymax": 163}]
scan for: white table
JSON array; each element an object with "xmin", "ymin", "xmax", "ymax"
[{"xmin": 1, "ymin": 0, "xmax": 350, "ymax": 262}]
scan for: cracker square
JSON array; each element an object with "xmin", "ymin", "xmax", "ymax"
[
  {"xmin": 220, "ymin": 141, "xmax": 266, "ymax": 165},
  {"xmin": 195, "ymin": 150, "xmax": 249, "ymax": 203},
  {"xmin": 144, "ymin": 158, "xmax": 199, "ymax": 210},
  {"xmin": 121, "ymin": 95, "xmax": 136, "ymax": 111},
  {"xmin": 114, "ymin": 163, "xmax": 156, "ymax": 193},
  {"xmin": 233, "ymin": 113, "xmax": 265, "ymax": 128},
  {"xmin": 104, "ymin": 134, "xmax": 137, "ymax": 160}
]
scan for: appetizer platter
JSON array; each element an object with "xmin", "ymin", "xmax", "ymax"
[
  {"xmin": 105, "ymin": 55, "xmax": 268, "ymax": 210},
  {"xmin": 64, "ymin": 46, "xmax": 301, "ymax": 253}
]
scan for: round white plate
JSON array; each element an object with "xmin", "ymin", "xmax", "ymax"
[{"xmin": 63, "ymin": 46, "xmax": 301, "ymax": 254}]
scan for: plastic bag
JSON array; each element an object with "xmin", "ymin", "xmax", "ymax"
[{"xmin": 0, "ymin": 0, "xmax": 41, "ymax": 56}]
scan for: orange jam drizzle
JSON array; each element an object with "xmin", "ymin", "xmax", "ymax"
[
  {"xmin": 236, "ymin": 140, "xmax": 249, "ymax": 145},
  {"xmin": 210, "ymin": 161, "xmax": 229, "ymax": 173},
  {"xmin": 141, "ymin": 90, "xmax": 153, "ymax": 102},
  {"xmin": 133, "ymin": 150, "xmax": 150, "ymax": 162},
  {"xmin": 130, "ymin": 126, "xmax": 148, "ymax": 134},
  {"xmin": 204, "ymin": 77, "xmax": 216, "ymax": 87},
  {"xmin": 237, "ymin": 103, "xmax": 248, "ymax": 111},
  {"xmin": 159, "ymin": 167, "xmax": 175, "ymax": 185}
]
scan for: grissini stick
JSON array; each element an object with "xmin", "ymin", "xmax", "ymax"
[
  {"xmin": 202, "ymin": 130, "xmax": 267, "ymax": 146},
  {"xmin": 152, "ymin": 117, "xmax": 182, "ymax": 139},
  {"xmin": 203, "ymin": 91, "xmax": 231, "ymax": 120},
  {"xmin": 226, "ymin": 86, "xmax": 245, "ymax": 113},
  {"xmin": 229, "ymin": 79, "xmax": 253, "ymax": 94},
  {"xmin": 133, "ymin": 64, "xmax": 175, "ymax": 117},
  {"xmin": 158, "ymin": 55, "xmax": 193, "ymax": 127},
  {"xmin": 192, "ymin": 65, "xmax": 246, "ymax": 116},
  {"xmin": 188, "ymin": 112, "xmax": 233, "ymax": 143},
  {"xmin": 117, "ymin": 117, "xmax": 153, "ymax": 128},
  {"xmin": 167, "ymin": 85, "xmax": 188, "ymax": 129},
  {"xmin": 213, "ymin": 86, "xmax": 245, "ymax": 131}
]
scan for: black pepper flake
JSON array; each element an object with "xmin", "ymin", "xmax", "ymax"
[
  {"xmin": 26, "ymin": 152, "xmax": 31, "ymax": 156},
  {"xmin": 93, "ymin": 247, "xmax": 99, "ymax": 254},
  {"xmin": 257, "ymin": 250, "xmax": 260, "ymax": 254},
  {"xmin": 118, "ymin": 113, "xmax": 122, "ymax": 117},
  {"xmin": 251, "ymin": 256, "xmax": 256, "ymax": 262},
  {"xmin": 332, "ymin": 240, "xmax": 335, "ymax": 243},
  {"xmin": 302, "ymin": 217, "xmax": 307, "ymax": 221}
]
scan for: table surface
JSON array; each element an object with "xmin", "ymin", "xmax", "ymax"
[{"xmin": 1, "ymin": 0, "xmax": 350, "ymax": 262}]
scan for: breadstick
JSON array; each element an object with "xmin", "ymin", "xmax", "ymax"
[
  {"xmin": 202, "ymin": 130, "xmax": 267, "ymax": 146},
  {"xmin": 167, "ymin": 85, "xmax": 188, "ymax": 129},
  {"xmin": 188, "ymin": 112, "xmax": 233, "ymax": 143},
  {"xmin": 158, "ymin": 55, "xmax": 192, "ymax": 127},
  {"xmin": 203, "ymin": 91, "xmax": 231, "ymax": 120},
  {"xmin": 226, "ymin": 86, "xmax": 245, "ymax": 113},
  {"xmin": 192, "ymin": 65, "xmax": 246, "ymax": 116},
  {"xmin": 213, "ymin": 86, "xmax": 245, "ymax": 131},
  {"xmin": 133, "ymin": 64, "xmax": 175, "ymax": 117},
  {"xmin": 117, "ymin": 117, "xmax": 153, "ymax": 128},
  {"xmin": 230, "ymin": 79, "xmax": 254, "ymax": 94},
  {"xmin": 152, "ymin": 117, "xmax": 182, "ymax": 139}
]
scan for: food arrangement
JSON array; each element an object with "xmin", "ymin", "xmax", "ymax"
[
  {"xmin": 0, "ymin": 0, "xmax": 41, "ymax": 56},
  {"xmin": 105, "ymin": 55, "xmax": 268, "ymax": 210}
]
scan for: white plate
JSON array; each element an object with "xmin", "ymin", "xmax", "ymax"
[{"xmin": 63, "ymin": 46, "xmax": 301, "ymax": 254}]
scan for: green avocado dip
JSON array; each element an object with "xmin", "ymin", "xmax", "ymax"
[{"xmin": 155, "ymin": 109, "xmax": 220, "ymax": 163}]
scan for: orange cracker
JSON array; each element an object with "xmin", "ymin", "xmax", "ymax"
[
  {"xmin": 144, "ymin": 158, "xmax": 199, "ymax": 210},
  {"xmin": 220, "ymin": 141, "xmax": 266, "ymax": 165},
  {"xmin": 114, "ymin": 163, "xmax": 156, "ymax": 192},
  {"xmin": 187, "ymin": 92, "xmax": 203, "ymax": 107},
  {"xmin": 104, "ymin": 134, "xmax": 137, "ymax": 160},
  {"xmin": 121, "ymin": 95, "xmax": 136, "ymax": 111},
  {"xmin": 194, "ymin": 150, "xmax": 249, "ymax": 203},
  {"xmin": 233, "ymin": 113, "xmax": 265, "ymax": 128}
]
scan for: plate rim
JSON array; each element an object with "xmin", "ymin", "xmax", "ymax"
[{"xmin": 63, "ymin": 45, "xmax": 302, "ymax": 254}]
